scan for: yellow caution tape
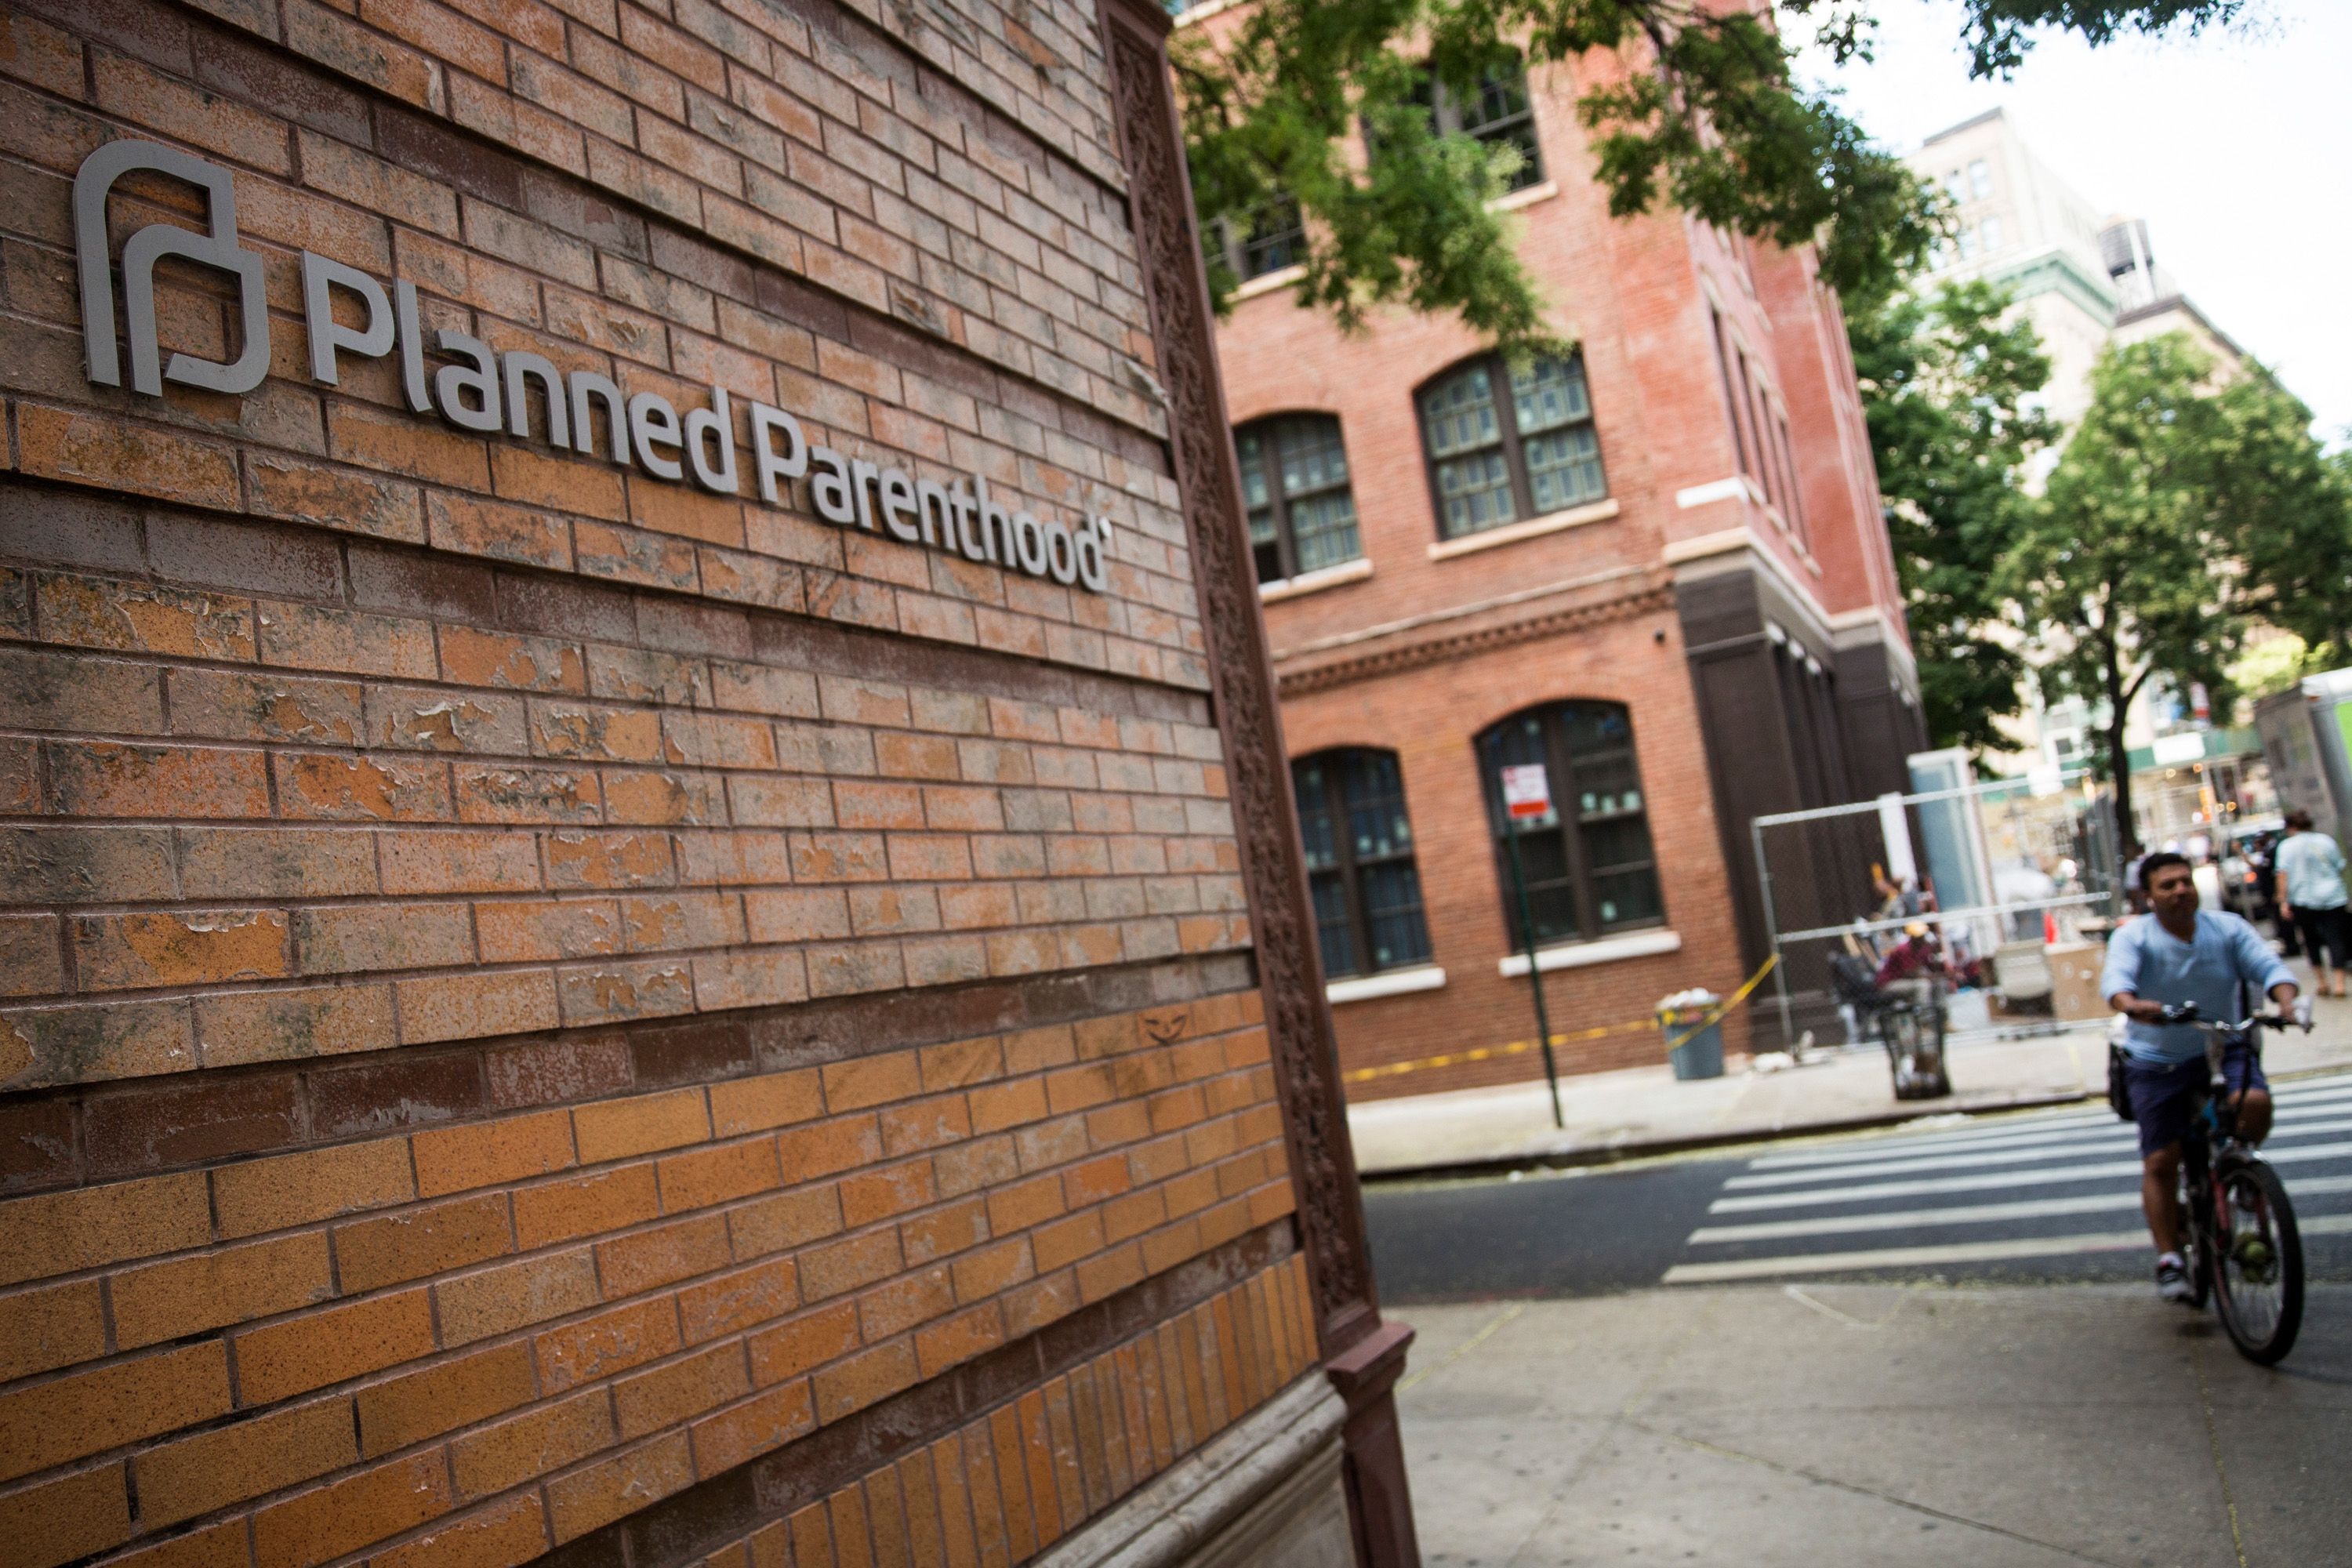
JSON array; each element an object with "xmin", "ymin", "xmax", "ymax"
[{"xmin": 1340, "ymin": 953, "xmax": 1779, "ymax": 1085}]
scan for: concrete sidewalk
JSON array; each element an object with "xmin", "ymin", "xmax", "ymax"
[
  {"xmin": 1348, "ymin": 955, "xmax": 2352, "ymax": 1177},
  {"xmin": 1394, "ymin": 1282, "xmax": 2349, "ymax": 1566}
]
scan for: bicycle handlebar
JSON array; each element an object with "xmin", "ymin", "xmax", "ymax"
[{"xmin": 2149, "ymin": 1004, "xmax": 2298, "ymax": 1033}]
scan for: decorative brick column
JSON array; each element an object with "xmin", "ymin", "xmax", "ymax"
[{"xmin": 1092, "ymin": 3, "xmax": 1421, "ymax": 1561}]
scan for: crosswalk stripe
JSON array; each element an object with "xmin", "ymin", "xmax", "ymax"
[
  {"xmin": 1686, "ymin": 1173, "xmax": 2352, "ymax": 1246},
  {"xmin": 1665, "ymin": 1210, "xmax": 2352, "ymax": 1283},
  {"xmin": 1687, "ymin": 1192, "xmax": 2143, "ymax": 1244},
  {"xmin": 1744, "ymin": 1093, "xmax": 2352, "ymax": 1171},
  {"xmin": 1662, "ymin": 1229, "xmax": 2152, "ymax": 1283},
  {"xmin": 1707, "ymin": 1139, "xmax": 2352, "ymax": 1213},
  {"xmin": 1726, "ymin": 1118, "xmax": 2352, "ymax": 1190}
]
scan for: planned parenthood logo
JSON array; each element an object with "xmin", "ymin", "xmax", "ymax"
[{"xmin": 73, "ymin": 140, "xmax": 1112, "ymax": 593}]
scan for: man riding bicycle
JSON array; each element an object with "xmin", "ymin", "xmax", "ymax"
[{"xmin": 2101, "ymin": 851, "xmax": 2310, "ymax": 1303}]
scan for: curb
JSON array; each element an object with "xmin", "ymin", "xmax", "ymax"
[{"xmin": 1357, "ymin": 1090, "xmax": 2101, "ymax": 1185}]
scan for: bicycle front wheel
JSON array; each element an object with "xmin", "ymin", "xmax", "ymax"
[{"xmin": 2212, "ymin": 1157, "xmax": 2303, "ymax": 1365}]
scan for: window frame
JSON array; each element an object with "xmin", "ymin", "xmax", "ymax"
[
  {"xmin": 1414, "ymin": 349, "xmax": 1607, "ymax": 543},
  {"xmin": 1209, "ymin": 194, "xmax": 1306, "ymax": 284},
  {"xmin": 1291, "ymin": 747, "xmax": 1435, "ymax": 980},
  {"xmin": 1398, "ymin": 55, "xmax": 1546, "ymax": 193},
  {"xmin": 1475, "ymin": 701, "xmax": 1665, "ymax": 949},
  {"xmin": 1234, "ymin": 412, "xmax": 1363, "ymax": 585}
]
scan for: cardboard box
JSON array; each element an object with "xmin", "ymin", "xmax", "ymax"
[{"xmin": 2047, "ymin": 941, "xmax": 2108, "ymax": 1021}]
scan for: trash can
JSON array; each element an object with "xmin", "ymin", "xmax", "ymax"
[{"xmin": 1657, "ymin": 989, "xmax": 1725, "ymax": 1080}]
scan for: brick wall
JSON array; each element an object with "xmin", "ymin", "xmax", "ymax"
[
  {"xmin": 0, "ymin": 991, "xmax": 1301, "ymax": 1568},
  {"xmin": 1278, "ymin": 601, "xmax": 1754, "ymax": 1101},
  {"xmin": 0, "ymin": 0, "xmax": 1345, "ymax": 1560}
]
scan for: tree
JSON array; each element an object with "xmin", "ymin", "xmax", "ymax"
[
  {"xmin": 1999, "ymin": 335, "xmax": 2246, "ymax": 851},
  {"xmin": 1176, "ymin": 1, "xmax": 2252, "ymax": 350},
  {"xmin": 1848, "ymin": 278, "xmax": 2056, "ymax": 753},
  {"xmin": 2216, "ymin": 379, "xmax": 2352, "ymax": 659}
]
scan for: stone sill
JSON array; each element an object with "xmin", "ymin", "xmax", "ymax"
[
  {"xmin": 1428, "ymin": 498, "xmax": 1620, "ymax": 561},
  {"xmin": 1326, "ymin": 964, "xmax": 1446, "ymax": 1006},
  {"xmin": 1497, "ymin": 927, "xmax": 1681, "ymax": 977},
  {"xmin": 1230, "ymin": 263, "xmax": 1306, "ymax": 303},
  {"xmin": 1260, "ymin": 557, "xmax": 1371, "ymax": 604}
]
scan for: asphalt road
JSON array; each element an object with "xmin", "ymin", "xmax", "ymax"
[{"xmin": 1365, "ymin": 1068, "xmax": 2352, "ymax": 1305}]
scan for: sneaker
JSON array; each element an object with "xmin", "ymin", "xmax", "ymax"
[{"xmin": 2156, "ymin": 1256, "xmax": 2193, "ymax": 1304}]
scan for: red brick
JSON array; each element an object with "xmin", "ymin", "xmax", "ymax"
[
  {"xmin": 745, "ymin": 1299, "xmax": 860, "ymax": 1385},
  {"xmin": 336, "ymin": 1191, "xmax": 514, "ymax": 1292},
  {"xmin": 572, "ymin": 1084, "xmax": 711, "ymax": 1162},
  {"xmin": 234, "ymin": 1286, "xmax": 437, "ymax": 1405},
  {"xmin": 0, "ymin": 1463, "xmax": 130, "ymax": 1568},
  {"xmin": 612, "ymin": 1340, "xmax": 750, "ymax": 1438},
  {"xmin": 0, "ymin": 1340, "xmax": 231, "ymax": 1485},
  {"xmin": 415, "ymin": 1107, "xmax": 576, "ymax": 1197},
  {"xmin": 357, "ymin": 1341, "xmax": 539, "ymax": 1457},
  {"xmin": 18, "ymin": 405, "xmax": 238, "ymax": 509},
  {"xmin": 112, "ymin": 1231, "xmax": 335, "ymax": 1349},
  {"xmin": 194, "ymin": 983, "xmax": 397, "ymax": 1068},
  {"xmin": 396, "ymin": 969, "xmax": 561, "ymax": 1044},
  {"xmin": 46, "ymin": 739, "xmax": 268, "ymax": 818},
  {"xmin": 688, "ymin": 1380, "xmax": 816, "ymax": 1475},
  {"xmin": 0, "ymin": 1171, "xmax": 209, "ymax": 1287},
  {"xmin": 0, "ymin": 1278, "xmax": 104, "ymax": 1383},
  {"xmin": 544, "ymin": 1432, "xmax": 695, "ymax": 1542},
  {"xmin": 450, "ymin": 1388, "xmax": 615, "ymax": 1500},
  {"xmin": 370, "ymin": 1494, "xmax": 551, "ymax": 1568},
  {"xmin": 251, "ymin": 1451, "xmax": 453, "ymax": 1568},
  {"xmin": 434, "ymin": 1249, "xmax": 601, "ymax": 1345},
  {"xmin": 135, "ymin": 1396, "xmax": 360, "ymax": 1530},
  {"xmin": 597, "ymin": 1211, "xmax": 731, "ymax": 1297}
]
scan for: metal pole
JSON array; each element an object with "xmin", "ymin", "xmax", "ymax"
[
  {"xmin": 1754, "ymin": 818, "xmax": 1795, "ymax": 1048},
  {"xmin": 1505, "ymin": 821, "xmax": 1563, "ymax": 1128}
]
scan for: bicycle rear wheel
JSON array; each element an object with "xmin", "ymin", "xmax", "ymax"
[{"xmin": 2212, "ymin": 1157, "xmax": 2303, "ymax": 1365}]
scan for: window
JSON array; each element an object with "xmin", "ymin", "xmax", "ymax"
[
  {"xmin": 1410, "ymin": 56, "xmax": 1544, "ymax": 191},
  {"xmin": 1236, "ymin": 414, "xmax": 1362, "ymax": 584},
  {"xmin": 1476, "ymin": 702, "xmax": 1662, "ymax": 946},
  {"xmin": 1968, "ymin": 158, "xmax": 1992, "ymax": 198},
  {"xmin": 1207, "ymin": 194, "xmax": 1305, "ymax": 283},
  {"xmin": 1978, "ymin": 214, "xmax": 2004, "ymax": 252},
  {"xmin": 1293, "ymin": 750, "xmax": 1433, "ymax": 978},
  {"xmin": 1416, "ymin": 351, "xmax": 1606, "ymax": 540},
  {"xmin": 1708, "ymin": 310, "xmax": 1753, "ymax": 481}
]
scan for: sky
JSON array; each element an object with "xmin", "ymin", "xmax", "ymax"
[{"xmin": 1795, "ymin": 0, "xmax": 2352, "ymax": 440}]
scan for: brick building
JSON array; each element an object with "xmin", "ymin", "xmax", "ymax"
[
  {"xmin": 1194, "ymin": 20, "xmax": 1926, "ymax": 1097},
  {"xmin": 0, "ymin": 2, "xmax": 1417, "ymax": 1566}
]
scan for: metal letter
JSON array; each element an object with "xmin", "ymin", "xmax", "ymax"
[{"xmin": 74, "ymin": 140, "xmax": 270, "ymax": 396}]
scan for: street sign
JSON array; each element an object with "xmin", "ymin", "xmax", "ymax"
[{"xmin": 1501, "ymin": 764, "xmax": 1552, "ymax": 821}]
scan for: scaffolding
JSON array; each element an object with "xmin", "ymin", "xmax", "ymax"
[{"xmin": 1751, "ymin": 770, "xmax": 2124, "ymax": 1047}]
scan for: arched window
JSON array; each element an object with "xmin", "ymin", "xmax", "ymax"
[
  {"xmin": 1292, "ymin": 749, "xmax": 1432, "ymax": 978},
  {"xmin": 1236, "ymin": 414, "xmax": 1363, "ymax": 585},
  {"xmin": 1475, "ymin": 702, "xmax": 1661, "ymax": 946},
  {"xmin": 1417, "ymin": 351, "xmax": 1606, "ymax": 542}
]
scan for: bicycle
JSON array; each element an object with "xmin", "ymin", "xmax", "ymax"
[{"xmin": 2146, "ymin": 1004, "xmax": 2304, "ymax": 1365}]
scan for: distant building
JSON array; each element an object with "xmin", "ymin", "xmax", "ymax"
[
  {"xmin": 1911, "ymin": 110, "xmax": 2260, "ymax": 834},
  {"xmin": 1185, "ymin": 16, "xmax": 1922, "ymax": 1093},
  {"xmin": 1908, "ymin": 108, "xmax": 2246, "ymax": 429}
]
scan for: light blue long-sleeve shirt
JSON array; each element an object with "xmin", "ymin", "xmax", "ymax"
[{"xmin": 2100, "ymin": 909, "xmax": 2295, "ymax": 1064}]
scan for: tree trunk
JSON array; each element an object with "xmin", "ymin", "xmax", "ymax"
[{"xmin": 2103, "ymin": 645, "xmax": 2137, "ymax": 862}]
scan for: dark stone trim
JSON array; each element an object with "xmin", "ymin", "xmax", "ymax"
[
  {"xmin": 532, "ymin": 1220, "xmax": 1298, "ymax": 1568},
  {"xmin": 0, "ymin": 953, "xmax": 1256, "ymax": 1195},
  {"xmin": 1094, "ymin": 0, "xmax": 1380, "ymax": 1356}
]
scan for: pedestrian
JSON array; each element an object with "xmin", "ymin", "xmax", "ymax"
[{"xmin": 2275, "ymin": 808, "xmax": 2350, "ymax": 1000}]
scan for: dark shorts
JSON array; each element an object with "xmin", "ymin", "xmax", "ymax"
[
  {"xmin": 2124, "ymin": 1044, "xmax": 2270, "ymax": 1158},
  {"xmin": 2293, "ymin": 905, "xmax": 2351, "ymax": 968}
]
